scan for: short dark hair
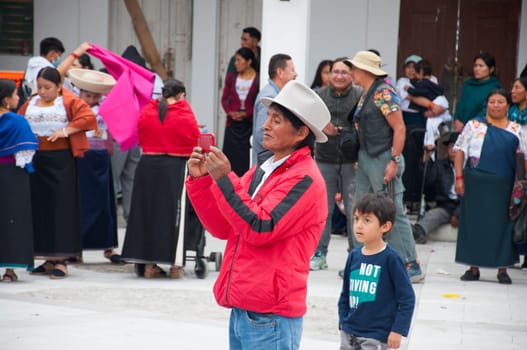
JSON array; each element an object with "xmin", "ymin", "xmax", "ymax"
[
  {"xmin": 243, "ymin": 27, "xmax": 261, "ymax": 41},
  {"xmin": 415, "ymin": 59, "xmax": 433, "ymax": 76},
  {"xmin": 268, "ymin": 53, "xmax": 292, "ymax": 79},
  {"xmin": 39, "ymin": 37, "xmax": 65, "ymax": 56},
  {"xmin": 353, "ymin": 193, "xmax": 396, "ymax": 226},
  {"xmin": 331, "ymin": 57, "xmax": 352, "ymax": 71},
  {"xmin": 268, "ymin": 102, "xmax": 316, "ymax": 153},
  {"xmin": 36, "ymin": 67, "xmax": 62, "ymax": 86}
]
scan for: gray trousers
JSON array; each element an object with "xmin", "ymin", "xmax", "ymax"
[
  {"xmin": 111, "ymin": 143, "xmax": 141, "ymax": 221},
  {"xmin": 353, "ymin": 149, "xmax": 417, "ymax": 263},
  {"xmin": 315, "ymin": 161, "xmax": 355, "ymax": 256},
  {"xmin": 417, "ymin": 206, "xmax": 450, "ymax": 235},
  {"xmin": 339, "ymin": 332, "xmax": 386, "ymax": 350}
]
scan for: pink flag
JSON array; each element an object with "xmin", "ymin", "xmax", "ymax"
[{"xmin": 87, "ymin": 44, "xmax": 155, "ymax": 150}]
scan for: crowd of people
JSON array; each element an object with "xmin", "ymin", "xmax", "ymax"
[{"xmin": 2, "ymin": 30, "xmax": 527, "ymax": 350}]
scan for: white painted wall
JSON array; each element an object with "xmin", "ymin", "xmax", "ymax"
[
  {"xmin": 260, "ymin": 0, "xmax": 311, "ymax": 85},
  {"xmin": 34, "ymin": 0, "xmax": 109, "ymax": 69},
  {"xmin": 306, "ymin": 0, "xmax": 400, "ymax": 84},
  {"xmin": 190, "ymin": 0, "xmax": 220, "ymax": 132},
  {"xmin": 518, "ymin": 0, "xmax": 527, "ymax": 75}
]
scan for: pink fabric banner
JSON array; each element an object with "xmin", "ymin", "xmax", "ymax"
[{"xmin": 87, "ymin": 44, "xmax": 155, "ymax": 150}]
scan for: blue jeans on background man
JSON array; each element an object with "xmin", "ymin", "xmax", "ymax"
[{"xmin": 229, "ymin": 307, "xmax": 303, "ymax": 350}]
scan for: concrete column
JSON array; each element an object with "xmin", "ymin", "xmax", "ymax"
[
  {"xmin": 189, "ymin": 0, "xmax": 219, "ymax": 132},
  {"xmin": 260, "ymin": 0, "xmax": 311, "ymax": 87}
]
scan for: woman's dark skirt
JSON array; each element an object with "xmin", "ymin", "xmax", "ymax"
[
  {"xmin": 223, "ymin": 119, "xmax": 252, "ymax": 176},
  {"xmin": 455, "ymin": 167, "xmax": 518, "ymax": 267},
  {"xmin": 31, "ymin": 150, "xmax": 82, "ymax": 259},
  {"xmin": 77, "ymin": 149, "xmax": 118, "ymax": 250},
  {"xmin": 121, "ymin": 155, "xmax": 187, "ymax": 265},
  {"xmin": 0, "ymin": 163, "xmax": 34, "ymax": 269}
]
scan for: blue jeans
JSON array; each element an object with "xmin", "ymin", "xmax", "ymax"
[{"xmin": 229, "ymin": 307, "xmax": 303, "ymax": 350}]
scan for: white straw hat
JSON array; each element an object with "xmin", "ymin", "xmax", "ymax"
[
  {"xmin": 67, "ymin": 68, "xmax": 116, "ymax": 94},
  {"xmin": 261, "ymin": 80, "xmax": 330, "ymax": 142},
  {"xmin": 347, "ymin": 51, "xmax": 388, "ymax": 77}
]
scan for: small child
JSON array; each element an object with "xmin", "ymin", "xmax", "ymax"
[
  {"xmin": 338, "ymin": 193, "xmax": 415, "ymax": 350},
  {"xmin": 405, "ymin": 60, "xmax": 452, "ymax": 150}
]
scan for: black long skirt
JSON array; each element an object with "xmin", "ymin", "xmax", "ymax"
[
  {"xmin": 77, "ymin": 149, "xmax": 118, "ymax": 250},
  {"xmin": 121, "ymin": 155, "xmax": 187, "ymax": 265},
  {"xmin": 0, "ymin": 163, "xmax": 34, "ymax": 269},
  {"xmin": 31, "ymin": 150, "xmax": 82, "ymax": 259},
  {"xmin": 223, "ymin": 119, "xmax": 252, "ymax": 176}
]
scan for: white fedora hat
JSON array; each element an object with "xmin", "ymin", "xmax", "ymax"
[
  {"xmin": 261, "ymin": 80, "xmax": 330, "ymax": 142},
  {"xmin": 67, "ymin": 68, "xmax": 116, "ymax": 94},
  {"xmin": 347, "ymin": 51, "xmax": 388, "ymax": 77}
]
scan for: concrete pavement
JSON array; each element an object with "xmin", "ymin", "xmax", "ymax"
[{"xmin": 1, "ymin": 228, "xmax": 526, "ymax": 350}]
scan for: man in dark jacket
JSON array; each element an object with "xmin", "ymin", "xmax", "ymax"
[{"xmin": 412, "ymin": 132, "xmax": 461, "ymax": 244}]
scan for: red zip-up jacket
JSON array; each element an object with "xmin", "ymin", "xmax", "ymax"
[{"xmin": 185, "ymin": 146, "xmax": 327, "ymax": 317}]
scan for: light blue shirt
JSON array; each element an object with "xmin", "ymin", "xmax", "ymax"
[{"xmin": 252, "ymin": 79, "xmax": 280, "ymax": 165}]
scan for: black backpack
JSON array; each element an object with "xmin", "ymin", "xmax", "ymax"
[{"xmin": 16, "ymin": 77, "xmax": 32, "ymax": 110}]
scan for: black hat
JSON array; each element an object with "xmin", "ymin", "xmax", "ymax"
[
  {"xmin": 121, "ymin": 45, "xmax": 146, "ymax": 68},
  {"xmin": 443, "ymin": 132, "xmax": 460, "ymax": 145}
]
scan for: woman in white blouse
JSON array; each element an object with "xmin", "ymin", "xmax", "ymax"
[
  {"xmin": 454, "ymin": 88, "xmax": 527, "ymax": 284},
  {"xmin": 18, "ymin": 67, "xmax": 96, "ymax": 279}
]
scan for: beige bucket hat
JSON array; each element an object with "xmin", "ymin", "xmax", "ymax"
[
  {"xmin": 261, "ymin": 80, "xmax": 330, "ymax": 142},
  {"xmin": 67, "ymin": 68, "xmax": 116, "ymax": 94},
  {"xmin": 347, "ymin": 51, "xmax": 388, "ymax": 77}
]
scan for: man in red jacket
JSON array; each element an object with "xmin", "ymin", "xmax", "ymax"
[{"xmin": 186, "ymin": 81, "xmax": 330, "ymax": 350}]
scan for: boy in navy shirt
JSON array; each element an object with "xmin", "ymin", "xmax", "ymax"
[{"xmin": 338, "ymin": 193, "xmax": 416, "ymax": 349}]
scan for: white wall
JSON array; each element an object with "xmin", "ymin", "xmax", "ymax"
[
  {"xmin": 518, "ymin": 0, "xmax": 527, "ymax": 75},
  {"xmin": 35, "ymin": 0, "xmax": 109, "ymax": 69},
  {"xmin": 189, "ymin": 0, "xmax": 219, "ymax": 132},
  {"xmin": 307, "ymin": 0, "xmax": 400, "ymax": 84},
  {"xmin": 260, "ymin": 0, "xmax": 311, "ymax": 85}
]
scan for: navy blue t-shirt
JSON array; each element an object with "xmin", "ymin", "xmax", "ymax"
[{"xmin": 338, "ymin": 244, "xmax": 415, "ymax": 343}]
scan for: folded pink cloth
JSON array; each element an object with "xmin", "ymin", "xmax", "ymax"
[{"xmin": 88, "ymin": 44, "xmax": 155, "ymax": 150}]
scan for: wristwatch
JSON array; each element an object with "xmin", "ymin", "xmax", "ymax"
[{"xmin": 390, "ymin": 155, "xmax": 402, "ymax": 163}]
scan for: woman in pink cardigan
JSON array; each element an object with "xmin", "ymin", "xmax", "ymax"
[{"xmin": 221, "ymin": 47, "xmax": 259, "ymax": 176}]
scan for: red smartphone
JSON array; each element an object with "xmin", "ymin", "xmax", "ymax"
[{"xmin": 198, "ymin": 133, "xmax": 215, "ymax": 153}]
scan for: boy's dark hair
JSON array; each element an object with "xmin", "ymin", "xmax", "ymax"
[
  {"xmin": 353, "ymin": 193, "xmax": 396, "ymax": 226},
  {"xmin": 39, "ymin": 37, "xmax": 65, "ymax": 56},
  {"xmin": 268, "ymin": 53, "xmax": 292, "ymax": 79},
  {"xmin": 243, "ymin": 27, "xmax": 261, "ymax": 41},
  {"xmin": 415, "ymin": 59, "xmax": 433, "ymax": 77}
]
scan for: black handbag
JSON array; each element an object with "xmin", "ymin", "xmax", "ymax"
[
  {"xmin": 339, "ymin": 123, "xmax": 359, "ymax": 162},
  {"xmin": 513, "ymin": 205, "xmax": 527, "ymax": 245}
]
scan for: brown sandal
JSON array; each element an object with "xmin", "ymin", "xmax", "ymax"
[
  {"xmin": 2, "ymin": 270, "xmax": 18, "ymax": 282},
  {"xmin": 143, "ymin": 265, "xmax": 167, "ymax": 279},
  {"xmin": 169, "ymin": 266, "xmax": 184, "ymax": 279}
]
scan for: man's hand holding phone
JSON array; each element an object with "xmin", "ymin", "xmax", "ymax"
[{"xmin": 198, "ymin": 133, "xmax": 215, "ymax": 154}]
